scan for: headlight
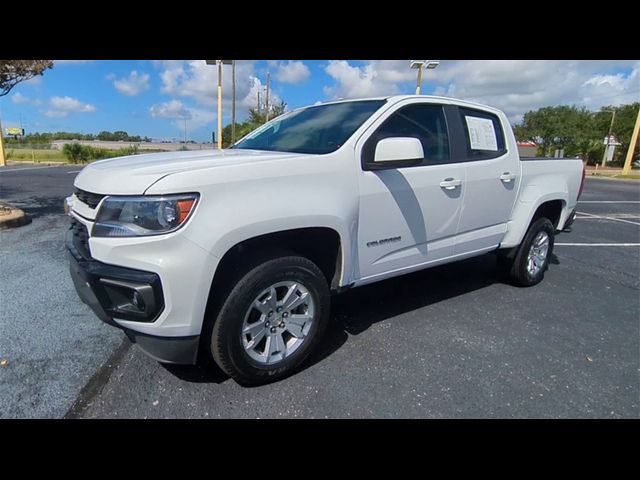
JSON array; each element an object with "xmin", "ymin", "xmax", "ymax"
[{"xmin": 92, "ymin": 193, "xmax": 199, "ymax": 237}]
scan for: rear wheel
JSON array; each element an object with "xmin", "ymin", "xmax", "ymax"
[
  {"xmin": 498, "ymin": 217, "xmax": 555, "ymax": 287},
  {"xmin": 208, "ymin": 255, "xmax": 330, "ymax": 386}
]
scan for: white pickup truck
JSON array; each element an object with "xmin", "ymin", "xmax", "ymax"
[{"xmin": 66, "ymin": 95, "xmax": 585, "ymax": 385}]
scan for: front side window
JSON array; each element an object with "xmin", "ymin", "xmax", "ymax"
[
  {"xmin": 362, "ymin": 104, "xmax": 450, "ymax": 166},
  {"xmin": 233, "ymin": 100, "xmax": 386, "ymax": 155}
]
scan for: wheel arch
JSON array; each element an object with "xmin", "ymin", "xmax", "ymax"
[{"xmin": 500, "ymin": 194, "xmax": 567, "ymax": 249}]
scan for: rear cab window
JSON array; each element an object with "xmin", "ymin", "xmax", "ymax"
[{"xmin": 458, "ymin": 107, "xmax": 507, "ymax": 160}]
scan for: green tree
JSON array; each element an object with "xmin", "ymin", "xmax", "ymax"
[
  {"xmin": 514, "ymin": 102, "xmax": 639, "ymax": 164},
  {"xmin": 0, "ymin": 60, "xmax": 53, "ymax": 97},
  {"xmin": 247, "ymin": 100, "xmax": 287, "ymax": 125},
  {"xmin": 221, "ymin": 101, "xmax": 288, "ymax": 148},
  {"xmin": 515, "ymin": 105, "xmax": 598, "ymax": 160}
]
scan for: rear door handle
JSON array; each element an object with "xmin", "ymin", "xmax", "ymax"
[
  {"xmin": 500, "ymin": 172, "xmax": 517, "ymax": 183},
  {"xmin": 439, "ymin": 178, "xmax": 462, "ymax": 190}
]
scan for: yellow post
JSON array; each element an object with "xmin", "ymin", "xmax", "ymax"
[
  {"xmin": 0, "ymin": 117, "xmax": 6, "ymax": 166},
  {"xmin": 217, "ymin": 61, "xmax": 223, "ymax": 150},
  {"xmin": 621, "ymin": 106, "xmax": 640, "ymax": 176}
]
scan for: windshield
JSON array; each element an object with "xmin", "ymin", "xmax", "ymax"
[{"xmin": 233, "ymin": 100, "xmax": 386, "ymax": 154}]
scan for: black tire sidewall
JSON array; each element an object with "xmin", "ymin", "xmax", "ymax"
[
  {"xmin": 515, "ymin": 217, "xmax": 555, "ymax": 286},
  {"xmin": 210, "ymin": 256, "xmax": 330, "ymax": 385}
]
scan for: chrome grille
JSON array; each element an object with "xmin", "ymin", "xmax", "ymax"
[{"xmin": 74, "ymin": 188, "xmax": 105, "ymax": 209}]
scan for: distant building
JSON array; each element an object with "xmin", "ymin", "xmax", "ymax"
[{"xmin": 517, "ymin": 141, "xmax": 537, "ymax": 157}]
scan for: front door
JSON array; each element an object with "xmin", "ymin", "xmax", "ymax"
[{"xmin": 355, "ymin": 101, "xmax": 465, "ymax": 283}]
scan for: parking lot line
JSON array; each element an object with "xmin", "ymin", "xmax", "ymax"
[
  {"xmin": 577, "ymin": 211, "xmax": 640, "ymax": 226},
  {"xmin": 555, "ymin": 243, "xmax": 640, "ymax": 246},
  {"xmin": 578, "ymin": 201, "xmax": 640, "ymax": 204},
  {"xmin": 0, "ymin": 165, "xmax": 61, "ymax": 173}
]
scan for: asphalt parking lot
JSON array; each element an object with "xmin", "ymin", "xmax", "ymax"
[{"xmin": 1, "ymin": 164, "xmax": 638, "ymax": 418}]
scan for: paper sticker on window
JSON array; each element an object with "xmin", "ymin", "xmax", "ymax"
[{"xmin": 465, "ymin": 116, "xmax": 498, "ymax": 151}]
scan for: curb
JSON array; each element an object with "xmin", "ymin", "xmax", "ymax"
[
  {"xmin": 586, "ymin": 174, "xmax": 640, "ymax": 182},
  {"xmin": 0, "ymin": 203, "xmax": 32, "ymax": 229}
]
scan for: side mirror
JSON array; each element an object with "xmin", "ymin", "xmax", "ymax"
[{"xmin": 368, "ymin": 137, "xmax": 424, "ymax": 170}]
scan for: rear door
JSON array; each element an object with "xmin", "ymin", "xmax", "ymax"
[
  {"xmin": 450, "ymin": 106, "xmax": 520, "ymax": 254},
  {"xmin": 355, "ymin": 101, "xmax": 465, "ymax": 282}
]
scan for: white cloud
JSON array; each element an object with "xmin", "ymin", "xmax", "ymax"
[
  {"xmin": 322, "ymin": 60, "xmax": 640, "ymax": 123},
  {"xmin": 432, "ymin": 60, "xmax": 640, "ymax": 122},
  {"xmin": 113, "ymin": 70, "xmax": 150, "ymax": 96},
  {"xmin": 323, "ymin": 60, "xmax": 407, "ymax": 98},
  {"xmin": 149, "ymin": 100, "xmax": 212, "ymax": 130},
  {"xmin": 156, "ymin": 60, "xmax": 281, "ymax": 114},
  {"xmin": 44, "ymin": 96, "xmax": 96, "ymax": 117},
  {"xmin": 150, "ymin": 100, "xmax": 192, "ymax": 119},
  {"xmin": 275, "ymin": 61, "xmax": 310, "ymax": 84},
  {"xmin": 11, "ymin": 92, "xmax": 31, "ymax": 104}
]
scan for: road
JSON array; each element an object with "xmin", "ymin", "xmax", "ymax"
[
  {"xmin": 0, "ymin": 165, "xmax": 121, "ymax": 418},
  {"xmin": 1, "ymin": 165, "xmax": 638, "ymax": 418}
]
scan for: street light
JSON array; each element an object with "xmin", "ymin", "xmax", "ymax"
[
  {"xmin": 410, "ymin": 60, "xmax": 439, "ymax": 95},
  {"xmin": 600, "ymin": 108, "xmax": 616, "ymax": 167},
  {"xmin": 205, "ymin": 60, "xmax": 234, "ymax": 149}
]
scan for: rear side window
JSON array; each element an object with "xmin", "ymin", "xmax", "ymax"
[
  {"xmin": 458, "ymin": 107, "xmax": 506, "ymax": 160},
  {"xmin": 362, "ymin": 104, "xmax": 450, "ymax": 166}
]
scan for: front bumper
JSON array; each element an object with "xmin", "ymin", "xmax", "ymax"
[{"xmin": 66, "ymin": 226, "xmax": 200, "ymax": 364}]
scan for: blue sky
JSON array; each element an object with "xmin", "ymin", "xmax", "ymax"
[{"xmin": 1, "ymin": 60, "xmax": 638, "ymax": 142}]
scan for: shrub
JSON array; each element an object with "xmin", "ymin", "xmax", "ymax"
[{"xmin": 62, "ymin": 143, "xmax": 88, "ymax": 163}]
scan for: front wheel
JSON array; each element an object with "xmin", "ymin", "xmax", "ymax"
[
  {"xmin": 208, "ymin": 256, "xmax": 330, "ymax": 386},
  {"xmin": 498, "ymin": 217, "xmax": 555, "ymax": 287}
]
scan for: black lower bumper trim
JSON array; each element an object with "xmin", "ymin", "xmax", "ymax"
[
  {"xmin": 67, "ymin": 229, "xmax": 165, "ymax": 323},
  {"xmin": 124, "ymin": 329, "xmax": 200, "ymax": 365},
  {"xmin": 562, "ymin": 208, "xmax": 577, "ymax": 231}
]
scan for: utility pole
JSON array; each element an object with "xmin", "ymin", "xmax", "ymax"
[
  {"xmin": 601, "ymin": 109, "xmax": 616, "ymax": 167},
  {"xmin": 257, "ymin": 91, "xmax": 261, "ymax": 115},
  {"xmin": 184, "ymin": 118, "xmax": 187, "ymax": 143},
  {"xmin": 0, "ymin": 117, "xmax": 6, "ymax": 167},
  {"xmin": 231, "ymin": 60, "xmax": 236, "ymax": 145},
  {"xmin": 415, "ymin": 66, "xmax": 423, "ymax": 95},
  {"xmin": 217, "ymin": 60, "xmax": 223, "ymax": 150},
  {"xmin": 265, "ymin": 71, "xmax": 271, "ymax": 122},
  {"xmin": 621, "ymin": 106, "xmax": 640, "ymax": 176}
]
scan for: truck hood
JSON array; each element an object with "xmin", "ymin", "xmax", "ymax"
[{"xmin": 74, "ymin": 149, "xmax": 303, "ymax": 195}]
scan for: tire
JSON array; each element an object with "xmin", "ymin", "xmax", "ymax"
[
  {"xmin": 499, "ymin": 217, "xmax": 555, "ymax": 287},
  {"xmin": 208, "ymin": 255, "xmax": 330, "ymax": 386}
]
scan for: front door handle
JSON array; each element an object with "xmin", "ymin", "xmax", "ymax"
[
  {"xmin": 500, "ymin": 172, "xmax": 517, "ymax": 183},
  {"xmin": 439, "ymin": 178, "xmax": 462, "ymax": 190}
]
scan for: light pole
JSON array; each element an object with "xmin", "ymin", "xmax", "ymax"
[
  {"xmin": 601, "ymin": 109, "xmax": 616, "ymax": 167},
  {"xmin": 410, "ymin": 60, "xmax": 439, "ymax": 95},
  {"xmin": 0, "ymin": 117, "xmax": 6, "ymax": 167},
  {"xmin": 231, "ymin": 60, "xmax": 236, "ymax": 145},
  {"xmin": 205, "ymin": 60, "xmax": 233, "ymax": 149},
  {"xmin": 265, "ymin": 71, "xmax": 271, "ymax": 122},
  {"xmin": 621, "ymin": 106, "xmax": 640, "ymax": 176}
]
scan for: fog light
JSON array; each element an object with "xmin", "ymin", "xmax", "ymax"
[{"xmin": 132, "ymin": 291, "xmax": 145, "ymax": 311}]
